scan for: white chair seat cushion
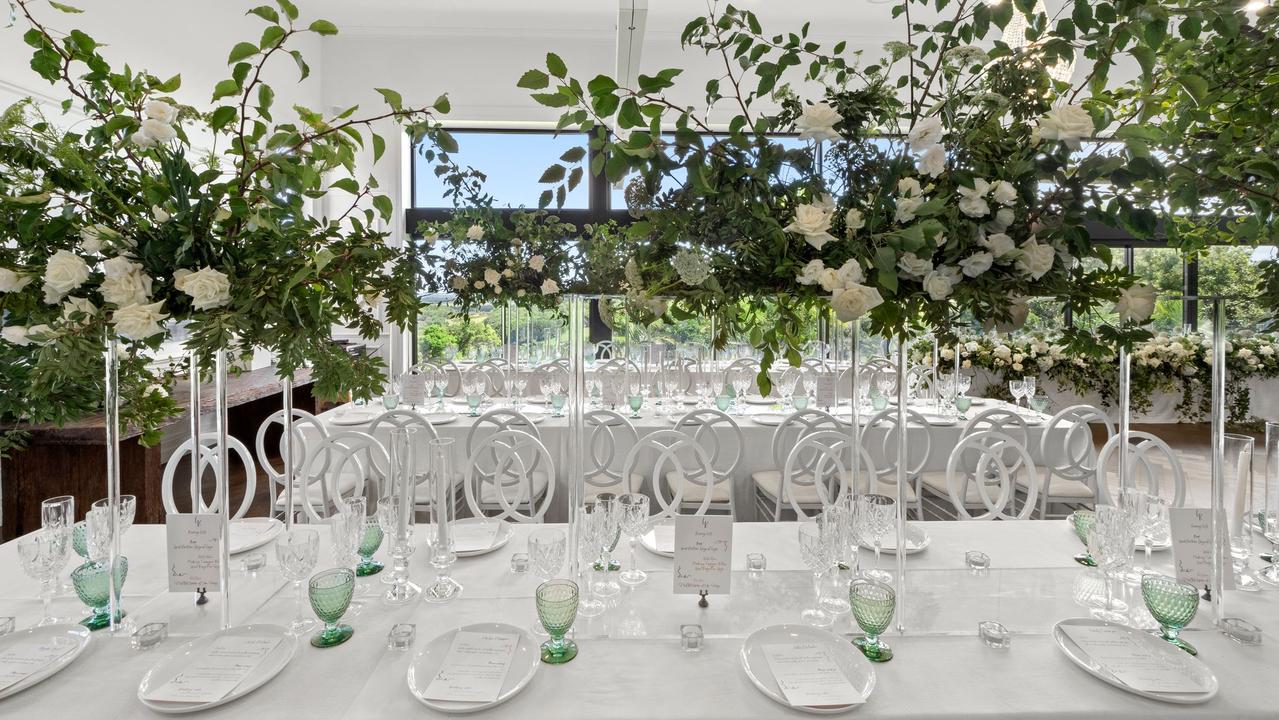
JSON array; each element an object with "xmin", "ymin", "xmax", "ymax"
[
  {"xmin": 479, "ymin": 470, "xmax": 549, "ymax": 505},
  {"xmin": 1016, "ymin": 472, "xmax": 1094, "ymax": 499},
  {"xmin": 412, "ymin": 473, "xmax": 465, "ymax": 504},
  {"xmin": 663, "ymin": 471, "xmax": 731, "ymax": 503},
  {"xmin": 275, "ymin": 473, "xmax": 358, "ymax": 507},
  {"xmin": 584, "ymin": 473, "xmax": 644, "ymax": 500},
  {"xmin": 752, "ymin": 469, "xmax": 917, "ymax": 505},
  {"xmin": 920, "ymin": 470, "xmax": 1023, "ymax": 506}
]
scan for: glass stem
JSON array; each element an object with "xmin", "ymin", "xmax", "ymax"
[
  {"xmin": 629, "ymin": 536, "xmax": 638, "ymax": 572},
  {"xmin": 874, "ymin": 542, "xmax": 882, "ymax": 572},
  {"xmin": 40, "ymin": 579, "xmax": 52, "ymax": 620},
  {"xmin": 1104, "ymin": 571, "xmax": 1115, "ymax": 610},
  {"xmin": 295, "ymin": 580, "xmax": 306, "ymax": 622},
  {"xmin": 1144, "ymin": 541, "xmax": 1152, "ymax": 570}
]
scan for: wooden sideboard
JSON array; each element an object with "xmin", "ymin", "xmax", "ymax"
[{"xmin": 0, "ymin": 366, "xmax": 315, "ymax": 541}]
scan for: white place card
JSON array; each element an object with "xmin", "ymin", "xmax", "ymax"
[
  {"xmin": 166, "ymin": 513, "xmax": 223, "ymax": 592},
  {"xmin": 814, "ymin": 372, "xmax": 837, "ymax": 408},
  {"xmin": 1169, "ymin": 507, "xmax": 1234, "ymax": 592},
  {"xmin": 422, "ymin": 631, "xmax": 519, "ymax": 703},
  {"xmin": 761, "ymin": 643, "xmax": 864, "ymax": 708},
  {"xmin": 654, "ymin": 523, "xmax": 675, "ymax": 553},
  {"xmin": 1059, "ymin": 624, "xmax": 1207, "ymax": 693},
  {"xmin": 449, "ymin": 522, "xmax": 499, "ymax": 553},
  {"xmin": 143, "ymin": 635, "xmax": 282, "ymax": 704},
  {"xmin": 0, "ymin": 636, "xmax": 79, "ymax": 692},
  {"xmin": 673, "ymin": 515, "xmax": 733, "ymax": 595},
  {"xmin": 400, "ymin": 373, "xmax": 428, "ymax": 407}
]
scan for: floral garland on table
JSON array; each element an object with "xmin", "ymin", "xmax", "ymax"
[
  {"xmin": 0, "ymin": 0, "xmax": 469, "ymax": 454},
  {"xmin": 908, "ymin": 332, "xmax": 1279, "ymax": 426}
]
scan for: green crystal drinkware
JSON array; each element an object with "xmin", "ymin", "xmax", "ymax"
[
  {"xmin": 1141, "ymin": 574, "xmax": 1200, "ymax": 656},
  {"xmin": 71, "ymin": 557, "xmax": 128, "ymax": 630},
  {"xmin": 850, "ymin": 579, "xmax": 895, "ymax": 662},
  {"xmin": 356, "ymin": 520, "xmax": 384, "ymax": 576},
  {"xmin": 1071, "ymin": 510, "xmax": 1097, "ymax": 567},
  {"xmin": 536, "ymin": 579, "xmax": 579, "ymax": 664},
  {"xmin": 309, "ymin": 568, "xmax": 356, "ymax": 648}
]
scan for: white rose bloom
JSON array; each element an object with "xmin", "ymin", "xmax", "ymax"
[
  {"xmin": 797, "ymin": 259, "xmax": 825, "ymax": 286},
  {"xmin": 1012, "ymin": 362, "xmax": 1023, "ymax": 372},
  {"xmin": 541, "ymin": 278, "xmax": 560, "ymax": 295},
  {"xmin": 983, "ymin": 232, "xmax": 1017, "ymax": 259},
  {"xmin": 897, "ymin": 252, "xmax": 933, "ymax": 279},
  {"xmin": 483, "ymin": 268, "xmax": 502, "ymax": 286},
  {"xmin": 493, "ymin": 286, "xmax": 503, "ymax": 295},
  {"xmin": 111, "ymin": 301, "xmax": 168, "ymax": 341},
  {"xmin": 449, "ymin": 275, "xmax": 467, "ymax": 291},
  {"xmin": 2, "ymin": 325, "xmax": 30, "ymax": 346},
  {"xmin": 991, "ymin": 207, "xmax": 1015, "ymax": 231},
  {"xmin": 516, "ymin": 288, "xmax": 527, "ymax": 298},
  {"xmin": 143, "ymin": 99, "xmax": 178, "ymax": 123},
  {"xmin": 844, "ymin": 208, "xmax": 865, "ymax": 233},
  {"xmin": 993, "ymin": 345, "xmax": 1012, "ymax": 360},
  {"xmin": 784, "ymin": 202, "xmax": 837, "ymax": 250},
  {"xmin": 958, "ymin": 194, "xmax": 990, "ymax": 218},
  {"xmin": 959, "ymin": 251, "xmax": 994, "ymax": 278},
  {"xmin": 42, "ymin": 249, "xmax": 91, "ymax": 300},
  {"xmin": 897, "ymin": 177, "xmax": 923, "ymax": 197},
  {"xmin": 78, "ymin": 224, "xmax": 119, "ymax": 255},
  {"xmin": 102, "ymin": 256, "xmax": 142, "ymax": 278},
  {"xmin": 834, "ymin": 259, "xmax": 864, "ymax": 288},
  {"xmin": 0, "ymin": 268, "xmax": 31, "ymax": 292},
  {"xmin": 502, "ymin": 268, "xmax": 514, "ymax": 279},
  {"xmin": 990, "ymin": 180, "xmax": 1017, "ymax": 206},
  {"xmin": 140, "ymin": 118, "xmax": 177, "ymax": 143},
  {"xmin": 473, "ymin": 280, "xmax": 485, "ymax": 290},
  {"xmin": 965, "ymin": 341, "xmax": 980, "ymax": 353},
  {"xmin": 894, "ymin": 196, "xmax": 924, "ymax": 224},
  {"xmin": 960, "ymin": 178, "xmax": 991, "ymax": 198},
  {"xmin": 61, "ymin": 296, "xmax": 97, "ymax": 324},
  {"xmin": 1113, "ymin": 283, "xmax": 1157, "ymax": 323},
  {"xmin": 922, "ymin": 268, "xmax": 957, "ymax": 300},
  {"xmin": 816, "ymin": 268, "xmax": 843, "ymax": 293},
  {"xmin": 130, "ymin": 129, "xmax": 157, "ymax": 148},
  {"xmin": 1014, "ymin": 238, "xmax": 1055, "ymax": 279},
  {"xmin": 907, "ymin": 116, "xmax": 945, "ymax": 152},
  {"xmin": 151, "ymin": 204, "xmax": 170, "ymax": 223},
  {"xmin": 100, "ymin": 270, "xmax": 153, "ymax": 308},
  {"xmin": 466, "ymin": 224, "xmax": 485, "ymax": 241},
  {"xmin": 1033, "ymin": 104, "xmax": 1093, "ymax": 150},
  {"xmin": 829, "ymin": 284, "xmax": 884, "ymax": 322},
  {"xmin": 174, "ymin": 266, "xmax": 232, "ymax": 310},
  {"xmin": 962, "ymin": 359, "xmax": 972, "ymax": 369},
  {"xmin": 795, "ymin": 102, "xmax": 843, "ymax": 143},
  {"xmin": 813, "ymin": 193, "xmax": 837, "ymax": 214},
  {"xmin": 916, "ymin": 144, "xmax": 946, "ymax": 177},
  {"xmin": 528, "ymin": 254, "xmax": 546, "ymax": 272},
  {"xmin": 145, "ymin": 383, "xmax": 168, "ymax": 397}
]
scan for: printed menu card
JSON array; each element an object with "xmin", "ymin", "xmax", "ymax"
[
  {"xmin": 422, "ymin": 631, "xmax": 519, "ymax": 703},
  {"xmin": 166, "ymin": 513, "xmax": 223, "ymax": 592},
  {"xmin": 761, "ymin": 643, "xmax": 865, "ymax": 708},
  {"xmin": 0, "ymin": 636, "xmax": 79, "ymax": 692},
  {"xmin": 1169, "ymin": 507, "xmax": 1234, "ymax": 591},
  {"xmin": 673, "ymin": 515, "xmax": 733, "ymax": 595},
  {"xmin": 143, "ymin": 635, "xmax": 282, "ymax": 704},
  {"xmin": 1058, "ymin": 624, "xmax": 1207, "ymax": 693}
]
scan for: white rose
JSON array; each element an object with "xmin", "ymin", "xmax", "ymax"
[
  {"xmin": 1014, "ymin": 238, "xmax": 1055, "ymax": 279},
  {"xmin": 145, "ymin": 383, "xmax": 168, "ymax": 397},
  {"xmin": 797, "ymin": 259, "xmax": 825, "ymax": 286},
  {"xmin": 466, "ymin": 224, "xmax": 485, "ymax": 241},
  {"xmin": 990, "ymin": 207, "xmax": 1015, "ymax": 231},
  {"xmin": 959, "ymin": 178, "xmax": 991, "ymax": 198},
  {"xmin": 473, "ymin": 280, "xmax": 485, "ymax": 289},
  {"xmin": 965, "ymin": 341, "xmax": 980, "ymax": 353},
  {"xmin": 111, "ymin": 301, "xmax": 168, "ymax": 340},
  {"xmin": 61, "ymin": 296, "xmax": 97, "ymax": 325},
  {"xmin": 908, "ymin": 116, "xmax": 945, "ymax": 152},
  {"xmin": 990, "ymin": 180, "xmax": 1017, "ymax": 206},
  {"xmin": 1033, "ymin": 104, "xmax": 1093, "ymax": 150},
  {"xmin": 897, "ymin": 252, "xmax": 933, "ymax": 279},
  {"xmin": 813, "ymin": 193, "xmax": 837, "ymax": 214},
  {"xmin": 541, "ymin": 278, "xmax": 560, "ymax": 295},
  {"xmin": 450, "ymin": 275, "xmax": 467, "ymax": 290},
  {"xmin": 897, "ymin": 177, "xmax": 923, "ymax": 197},
  {"xmin": 922, "ymin": 268, "xmax": 957, "ymax": 300},
  {"xmin": 143, "ymin": 99, "xmax": 178, "ymax": 123},
  {"xmin": 1113, "ymin": 283, "xmax": 1157, "ymax": 323},
  {"xmin": 516, "ymin": 288, "xmax": 527, "ymax": 298},
  {"xmin": 174, "ymin": 266, "xmax": 232, "ymax": 310},
  {"xmin": 42, "ymin": 249, "xmax": 91, "ymax": 300},
  {"xmin": 130, "ymin": 129, "xmax": 156, "ymax": 148},
  {"xmin": 784, "ymin": 202, "xmax": 837, "ymax": 250},
  {"xmin": 2, "ymin": 325, "xmax": 30, "ymax": 346},
  {"xmin": 1012, "ymin": 362, "xmax": 1023, "ymax": 372},
  {"xmin": 844, "ymin": 208, "xmax": 865, "ymax": 233},
  {"xmin": 834, "ymin": 259, "xmax": 864, "ymax": 288},
  {"xmin": 102, "ymin": 255, "xmax": 142, "ymax": 279},
  {"xmin": 0, "ymin": 268, "xmax": 31, "ymax": 293},
  {"xmin": 894, "ymin": 196, "xmax": 923, "ymax": 223},
  {"xmin": 962, "ymin": 359, "xmax": 972, "ymax": 369},
  {"xmin": 140, "ymin": 118, "xmax": 177, "ymax": 144},
  {"xmin": 983, "ymin": 232, "xmax": 1017, "ymax": 259},
  {"xmin": 78, "ymin": 224, "xmax": 118, "ymax": 255},
  {"xmin": 959, "ymin": 251, "xmax": 994, "ymax": 278},
  {"xmin": 483, "ymin": 268, "xmax": 502, "ymax": 286},
  {"xmin": 993, "ymin": 345, "xmax": 1012, "ymax": 360},
  {"xmin": 830, "ymin": 284, "xmax": 884, "ymax": 322},
  {"xmin": 502, "ymin": 268, "xmax": 514, "ymax": 279},
  {"xmin": 795, "ymin": 102, "xmax": 843, "ymax": 143},
  {"xmin": 816, "ymin": 268, "xmax": 843, "ymax": 292},
  {"xmin": 958, "ymin": 194, "xmax": 990, "ymax": 218},
  {"xmin": 916, "ymin": 144, "xmax": 945, "ymax": 177},
  {"xmin": 151, "ymin": 204, "xmax": 170, "ymax": 223},
  {"xmin": 528, "ymin": 254, "xmax": 546, "ymax": 272},
  {"xmin": 100, "ymin": 258, "xmax": 153, "ymax": 307}
]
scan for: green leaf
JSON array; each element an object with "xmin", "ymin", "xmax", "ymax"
[
  {"xmin": 371, "ymin": 133, "xmax": 386, "ymax": 163},
  {"xmin": 47, "ymin": 1, "xmax": 83, "ymax": 12},
  {"xmin": 246, "ymin": 5, "xmax": 279, "ymax": 22},
  {"xmin": 517, "ymin": 69, "xmax": 550, "ymax": 90},
  {"xmin": 289, "ymin": 50, "xmax": 310, "ymax": 80},
  {"xmin": 432, "ymin": 94, "xmax": 450, "ymax": 113},
  {"xmin": 308, "ymin": 19, "xmax": 339, "ymax": 36},
  {"xmin": 155, "ymin": 73, "xmax": 181, "ymax": 92},
  {"xmin": 330, "ymin": 177, "xmax": 359, "ymax": 194},
  {"xmin": 228, "ymin": 41, "xmax": 259, "ymax": 64},
  {"xmin": 257, "ymin": 84, "xmax": 274, "ymax": 112},
  {"xmin": 1178, "ymin": 74, "xmax": 1208, "ymax": 106},
  {"xmin": 375, "ymin": 87, "xmax": 403, "ymax": 111},
  {"xmin": 530, "ymin": 92, "xmax": 570, "ymax": 108},
  {"xmin": 617, "ymin": 98, "xmax": 644, "ymax": 128},
  {"xmin": 587, "ymin": 75, "xmax": 618, "ymax": 95},
  {"xmin": 260, "ymin": 24, "xmax": 286, "ymax": 49},
  {"xmin": 559, "ymin": 146, "xmax": 586, "ymax": 164},
  {"xmin": 546, "ymin": 52, "xmax": 567, "ymax": 79},
  {"xmin": 275, "ymin": 0, "xmax": 299, "ymax": 20},
  {"xmin": 212, "ymin": 78, "xmax": 241, "ymax": 101},
  {"xmin": 435, "ymin": 130, "xmax": 458, "ymax": 154},
  {"xmin": 538, "ymin": 164, "xmax": 566, "ymax": 184},
  {"xmin": 372, "ymin": 194, "xmax": 393, "ymax": 221},
  {"xmin": 209, "ymin": 105, "xmax": 237, "ymax": 130}
]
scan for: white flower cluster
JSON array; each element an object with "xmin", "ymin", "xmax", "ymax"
[
  {"xmin": 907, "ymin": 116, "xmax": 946, "ymax": 178},
  {"xmin": 796, "ymin": 258, "xmax": 883, "ymax": 321},
  {"xmin": 671, "ymin": 249, "xmax": 711, "ymax": 287},
  {"xmin": 784, "ymin": 193, "xmax": 838, "ymax": 250},
  {"xmin": 1033, "ymin": 104, "xmax": 1094, "ymax": 151},
  {"xmin": 795, "ymin": 102, "xmax": 842, "ymax": 143},
  {"xmin": 130, "ymin": 100, "xmax": 180, "ymax": 148}
]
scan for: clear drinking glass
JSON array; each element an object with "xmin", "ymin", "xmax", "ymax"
[
  {"xmin": 41, "ymin": 495, "xmax": 75, "ymax": 595},
  {"xmin": 797, "ymin": 522, "xmax": 832, "ymax": 628},
  {"xmin": 275, "ymin": 527, "xmax": 319, "ymax": 634},
  {"xmin": 528, "ymin": 528, "xmax": 567, "ymax": 635},
  {"xmin": 17, "ymin": 529, "xmax": 70, "ymax": 626},
  {"xmin": 618, "ymin": 494, "xmax": 650, "ymax": 586},
  {"xmin": 857, "ymin": 494, "xmax": 896, "ymax": 583},
  {"xmin": 1086, "ymin": 506, "xmax": 1134, "ymax": 623},
  {"xmin": 1262, "ymin": 421, "xmax": 1279, "ymax": 583},
  {"xmin": 1224, "ymin": 433, "xmax": 1258, "ymax": 591},
  {"xmin": 1022, "ymin": 375, "xmax": 1037, "ymax": 403},
  {"xmin": 576, "ymin": 503, "xmax": 607, "ymax": 618},
  {"xmin": 1008, "ymin": 380, "xmax": 1025, "ymax": 407},
  {"xmin": 591, "ymin": 493, "xmax": 622, "ymax": 593},
  {"xmin": 423, "ymin": 438, "xmax": 462, "ymax": 603},
  {"xmin": 91, "ymin": 495, "xmax": 136, "ymax": 536}
]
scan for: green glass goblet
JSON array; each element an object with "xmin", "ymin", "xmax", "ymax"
[
  {"xmin": 309, "ymin": 568, "xmax": 355, "ymax": 648},
  {"xmin": 715, "ymin": 395, "xmax": 731, "ymax": 412},
  {"xmin": 628, "ymin": 394, "xmax": 643, "ymax": 418},
  {"xmin": 536, "ymin": 579, "xmax": 579, "ymax": 664},
  {"xmin": 71, "ymin": 557, "xmax": 128, "ymax": 630},
  {"xmin": 1029, "ymin": 394, "xmax": 1050, "ymax": 413},
  {"xmin": 1071, "ymin": 510, "xmax": 1097, "ymax": 567},
  {"xmin": 1141, "ymin": 574, "xmax": 1199, "ymax": 656},
  {"xmin": 551, "ymin": 394, "xmax": 566, "ymax": 417},
  {"xmin": 871, "ymin": 394, "xmax": 889, "ymax": 412},
  {"xmin": 953, "ymin": 396, "xmax": 972, "ymax": 420},
  {"xmin": 793, "ymin": 395, "xmax": 810, "ymax": 410},
  {"xmin": 356, "ymin": 521, "xmax": 384, "ymax": 576},
  {"xmin": 72, "ymin": 521, "xmax": 89, "ymax": 559},
  {"xmin": 466, "ymin": 394, "xmax": 483, "ymax": 416},
  {"xmin": 849, "ymin": 579, "xmax": 895, "ymax": 662}
]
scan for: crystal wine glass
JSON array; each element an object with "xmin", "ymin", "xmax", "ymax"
[
  {"xmin": 41, "ymin": 495, "xmax": 74, "ymax": 595},
  {"xmin": 779, "ymin": 368, "xmax": 800, "ymax": 411},
  {"xmin": 275, "ymin": 527, "xmax": 320, "ymax": 635},
  {"xmin": 1008, "ymin": 379, "xmax": 1025, "ymax": 407},
  {"xmin": 857, "ymin": 494, "xmax": 896, "ymax": 583},
  {"xmin": 513, "ymin": 369, "xmax": 528, "ymax": 409},
  {"xmin": 617, "ymin": 494, "xmax": 650, "ymax": 586},
  {"xmin": 1022, "ymin": 375, "xmax": 1037, "ymax": 404},
  {"xmin": 797, "ymin": 522, "xmax": 833, "ymax": 627},
  {"xmin": 330, "ymin": 497, "xmax": 367, "ymax": 610},
  {"xmin": 731, "ymin": 370, "xmax": 751, "ymax": 414},
  {"xmin": 528, "ymin": 528, "xmax": 567, "ymax": 635},
  {"xmin": 590, "ymin": 493, "xmax": 621, "ymax": 596},
  {"xmin": 576, "ymin": 503, "xmax": 608, "ymax": 618},
  {"xmin": 17, "ymin": 528, "xmax": 70, "ymax": 626},
  {"xmin": 1086, "ymin": 506, "xmax": 1134, "ymax": 624}
]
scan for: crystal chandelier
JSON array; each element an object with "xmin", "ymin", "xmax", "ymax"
[{"xmin": 1001, "ymin": 0, "xmax": 1077, "ymax": 83}]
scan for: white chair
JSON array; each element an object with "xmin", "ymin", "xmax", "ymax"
[
  {"xmin": 162, "ymin": 433, "xmax": 257, "ymax": 519},
  {"xmin": 942, "ymin": 430, "xmax": 1040, "ymax": 520},
  {"xmin": 664, "ymin": 355, "xmax": 701, "ymax": 395},
  {"xmin": 473, "ymin": 359, "xmax": 510, "ymax": 397},
  {"xmin": 779, "ymin": 429, "xmax": 877, "ymax": 519},
  {"xmin": 1029, "ymin": 404, "xmax": 1114, "ymax": 516},
  {"xmin": 620, "ymin": 429, "xmax": 716, "ymax": 521},
  {"xmin": 905, "ymin": 363, "xmax": 934, "ymax": 401},
  {"xmin": 594, "ymin": 340, "xmax": 616, "ymax": 360},
  {"xmin": 465, "ymin": 409, "xmax": 550, "ymax": 516},
  {"xmin": 920, "ymin": 407, "xmax": 1029, "ymax": 511},
  {"xmin": 751, "ymin": 408, "xmax": 839, "ymax": 520},
  {"xmin": 298, "ymin": 430, "xmax": 389, "ymax": 522},
  {"xmin": 254, "ymin": 409, "xmax": 328, "ymax": 520},
  {"xmin": 666, "ymin": 408, "xmax": 743, "ymax": 517},
  {"xmin": 413, "ymin": 359, "xmax": 462, "ymax": 397},
  {"xmin": 1095, "ymin": 431, "xmax": 1187, "ymax": 507},
  {"xmin": 582, "ymin": 410, "xmax": 642, "ymax": 500},
  {"xmin": 721, "ymin": 357, "xmax": 761, "ymax": 396},
  {"xmin": 463, "ymin": 429, "xmax": 556, "ymax": 522},
  {"xmin": 862, "ymin": 408, "xmax": 931, "ymax": 519},
  {"xmin": 367, "ymin": 409, "xmax": 464, "ymax": 515}
]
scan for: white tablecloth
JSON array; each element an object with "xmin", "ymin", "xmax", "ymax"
[{"xmin": 1, "ymin": 520, "xmax": 1276, "ymax": 718}]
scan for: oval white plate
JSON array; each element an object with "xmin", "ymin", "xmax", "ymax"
[
  {"xmin": 744, "ymin": 396, "xmax": 777, "ymax": 406},
  {"xmin": 741, "ymin": 624, "xmax": 875, "ymax": 714},
  {"xmin": 968, "ymin": 397, "xmax": 988, "ymax": 406},
  {"xmin": 137, "ymin": 624, "xmax": 296, "ymax": 714},
  {"xmin": 228, "ymin": 517, "xmax": 284, "ymax": 555},
  {"xmin": 329, "ymin": 408, "xmax": 380, "ymax": 426},
  {"xmin": 407, "ymin": 622, "xmax": 539, "ymax": 714},
  {"xmin": 860, "ymin": 522, "xmax": 931, "ymax": 555},
  {"xmin": 422, "ymin": 413, "xmax": 458, "ymax": 426},
  {"xmin": 750, "ymin": 413, "xmax": 788, "ymax": 426},
  {"xmin": 640, "ymin": 522, "xmax": 675, "ymax": 557},
  {"xmin": 1052, "ymin": 618, "xmax": 1218, "ymax": 704},
  {"xmin": 0, "ymin": 623, "xmax": 92, "ymax": 701},
  {"xmin": 452, "ymin": 517, "xmax": 513, "ymax": 558}
]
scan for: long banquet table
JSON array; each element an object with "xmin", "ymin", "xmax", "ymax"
[{"xmin": 1, "ymin": 519, "xmax": 1276, "ymax": 718}]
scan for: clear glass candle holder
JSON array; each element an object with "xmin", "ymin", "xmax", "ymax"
[
  {"xmin": 387, "ymin": 623, "xmax": 416, "ymax": 651},
  {"xmin": 1221, "ymin": 617, "xmax": 1262, "ymax": 646},
  {"xmin": 965, "ymin": 550, "xmax": 990, "ymax": 571},
  {"xmin": 510, "ymin": 552, "xmax": 530, "ymax": 574},
  {"xmin": 240, "ymin": 552, "xmax": 267, "ymax": 573},
  {"xmin": 978, "ymin": 620, "xmax": 1010, "ymax": 649},
  {"xmin": 746, "ymin": 553, "xmax": 767, "ymax": 575},
  {"xmin": 131, "ymin": 622, "xmax": 168, "ymax": 650},
  {"xmin": 681, "ymin": 624, "xmax": 704, "ymax": 652}
]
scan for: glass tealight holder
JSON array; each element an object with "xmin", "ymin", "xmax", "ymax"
[
  {"xmin": 715, "ymin": 395, "xmax": 731, "ymax": 412},
  {"xmin": 1221, "ymin": 617, "xmax": 1262, "ymax": 646},
  {"xmin": 746, "ymin": 553, "xmax": 767, "ymax": 575},
  {"xmin": 793, "ymin": 395, "xmax": 809, "ymax": 410},
  {"xmin": 965, "ymin": 550, "xmax": 990, "ymax": 572},
  {"xmin": 510, "ymin": 552, "xmax": 530, "ymax": 574},
  {"xmin": 978, "ymin": 621, "xmax": 1010, "ymax": 649},
  {"xmin": 681, "ymin": 624, "xmax": 704, "ymax": 652},
  {"xmin": 0, "ymin": 617, "xmax": 14, "ymax": 636},
  {"xmin": 387, "ymin": 623, "xmax": 416, "ymax": 651},
  {"xmin": 240, "ymin": 552, "xmax": 267, "ymax": 573},
  {"xmin": 131, "ymin": 622, "xmax": 168, "ymax": 650}
]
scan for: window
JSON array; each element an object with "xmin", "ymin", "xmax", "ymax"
[
  {"xmin": 1197, "ymin": 245, "xmax": 1275, "ymax": 331},
  {"xmin": 412, "ymin": 131, "xmax": 590, "ymax": 209},
  {"xmin": 1133, "ymin": 247, "xmax": 1185, "ymax": 334}
]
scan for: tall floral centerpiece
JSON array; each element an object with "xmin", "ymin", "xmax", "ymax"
[{"xmin": 0, "ymin": 0, "xmax": 469, "ymax": 452}]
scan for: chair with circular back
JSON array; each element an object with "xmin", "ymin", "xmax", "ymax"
[
  {"xmin": 162, "ymin": 433, "xmax": 257, "ymax": 520},
  {"xmin": 620, "ymin": 429, "xmax": 716, "ymax": 522},
  {"xmin": 750, "ymin": 408, "xmax": 840, "ymax": 520},
  {"xmin": 472, "ymin": 359, "xmax": 511, "ymax": 397},
  {"xmin": 413, "ymin": 359, "xmax": 462, "ymax": 397},
  {"xmin": 942, "ymin": 430, "xmax": 1040, "ymax": 520},
  {"xmin": 367, "ymin": 409, "xmax": 465, "ymax": 516},
  {"xmin": 905, "ymin": 363, "xmax": 935, "ymax": 401},
  {"xmin": 666, "ymin": 408, "xmax": 744, "ymax": 517},
  {"xmin": 721, "ymin": 357, "xmax": 762, "ymax": 397},
  {"xmin": 862, "ymin": 407, "xmax": 931, "ymax": 519},
  {"xmin": 1030, "ymin": 404, "xmax": 1114, "ymax": 517},
  {"xmin": 1094, "ymin": 431, "xmax": 1187, "ymax": 508},
  {"xmin": 463, "ymin": 428, "xmax": 557, "ymax": 523},
  {"xmin": 779, "ymin": 429, "xmax": 878, "ymax": 520},
  {"xmin": 582, "ymin": 410, "xmax": 642, "ymax": 500},
  {"xmin": 297, "ymin": 429, "xmax": 389, "ymax": 523},
  {"xmin": 254, "ymin": 408, "xmax": 329, "ymax": 521},
  {"xmin": 920, "ymin": 407, "xmax": 1029, "ymax": 511},
  {"xmin": 465, "ymin": 409, "xmax": 550, "ymax": 516},
  {"xmin": 594, "ymin": 340, "xmax": 616, "ymax": 361}
]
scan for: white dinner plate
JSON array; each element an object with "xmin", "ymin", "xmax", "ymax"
[
  {"xmin": 329, "ymin": 407, "xmax": 380, "ymax": 426},
  {"xmin": 0, "ymin": 623, "xmax": 92, "ymax": 701},
  {"xmin": 422, "ymin": 413, "xmax": 458, "ymax": 426},
  {"xmin": 406, "ymin": 622, "xmax": 540, "ymax": 714},
  {"xmin": 740, "ymin": 624, "xmax": 876, "ymax": 714},
  {"xmin": 452, "ymin": 518, "xmax": 513, "ymax": 558},
  {"xmin": 750, "ymin": 412, "xmax": 788, "ymax": 426},
  {"xmin": 860, "ymin": 522, "xmax": 931, "ymax": 555},
  {"xmin": 1051, "ymin": 618, "xmax": 1218, "ymax": 704},
  {"xmin": 137, "ymin": 624, "xmax": 296, "ymax": 714},
  {"xmin": 967, "ymin": 397, "xmax": 988, "ymax": 406},
  {"xmin": 640, "ymin": 522, "xmax": 675, "ymax": 557},
  {"xmin": 228, "ymin": 517, "xmax": 284, "ymax": 555},
  {"xmin": 744, "ymin": 396, "xmax": 777, "ymax": 406}
]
